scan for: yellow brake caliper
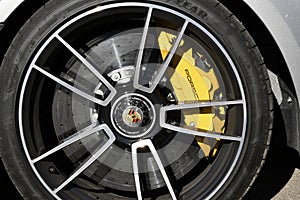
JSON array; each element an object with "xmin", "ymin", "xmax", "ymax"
[{"xmin": 158, "ymin": 32, "xmax": 225, "ymax": 157}]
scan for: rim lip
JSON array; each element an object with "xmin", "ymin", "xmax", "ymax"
[
  {"xmin": 17, "ymin": 2, "xmax": 247, "ymax": 200},
  {"xmin": 110, "ymin": 92, "xmax": 157, "ymax": 138}
]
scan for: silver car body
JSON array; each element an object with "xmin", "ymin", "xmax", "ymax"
[
  {"xmin": 244, "ymin": 0, "xmax": 300, "ymax": 106},
  {"xmin": 0, "ymin": 0, "xmax": 23, "ymax": 22}
]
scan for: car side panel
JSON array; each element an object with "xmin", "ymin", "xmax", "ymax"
[
  {"xmin": 0, "ymin": 0, "xmax": 24, "ymax": 22},
  {"xmin": 243, "ymin": 0, "xmax": 300, "ymax": 106}
]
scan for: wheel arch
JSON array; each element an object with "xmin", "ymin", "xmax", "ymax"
[{"xmin": 220, "ymin": 0, "xmax": 300, "ymax": 154}]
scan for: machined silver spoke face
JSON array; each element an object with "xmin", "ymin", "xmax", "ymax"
[
  {"xmin": 160, "ymin": 100, "xmax": 245, "ymax": 142},
  {"xmin": 18, "ymin": 3, "xmax": 247, "ymax": 200},
  {"xmin": 132, "ymin": 139, "xmax": 177, "ymax": 200},
  {"xmin": 32, "ymin": 64, "xmax": 108, "ymax": 106},
  {"xmin": 133, "ymin": 6, "xmax": 190, "ymax": 93},
  {"xmin": 53, "ymin": 124, "xmax": 116, "ymax": 194},
  {"xmin": 54, "ymin": 35, "xmax": 117, "ymax": 106},
  {"xmin": 31, "ymin": 123, "xmax": 101, "ymax": 163}
]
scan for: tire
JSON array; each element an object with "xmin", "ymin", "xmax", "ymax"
[{"xmin": 0, "ymin": 0, "xmax": 273, "ymax": 199}]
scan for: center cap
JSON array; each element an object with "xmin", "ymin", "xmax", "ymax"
[
  {"xmin": 111, "ymin": 93, "xmax": 156, "ymax": 138},
  {"xmin": 123, "ymin": 106, "xmax": 143, "ymax": 127}
]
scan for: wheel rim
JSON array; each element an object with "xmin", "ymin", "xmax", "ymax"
[{"xmin": 18, "ymin": 3, "xmax": 247, "ymax": 200}]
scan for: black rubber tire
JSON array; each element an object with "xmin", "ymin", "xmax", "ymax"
[{"xmin": 0, "ymin": 0, "xmax": 273, "ymax": 199}]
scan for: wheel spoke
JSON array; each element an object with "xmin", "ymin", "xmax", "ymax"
[
  {"xmin": 161, "ymin": 100, "xmax": 243, "ymax": 111},
  {"xmin": 33, "ymin": 64, "xmax": 106, "ymax": 106},
  {"xmin": 134, "ymin": 19, "xmax": 189, "ymax": 93},
  {"xmin": 53, "ymin": 124, "xmax": 115, "ymax": 193},
  {"xmin": 162, "ymin": 125, "xmax": 242, "ymax": 141},
  {"xmin": 55, "ymin": 34, "xmax": 116, "ymax": 106},
  {"xmin": 32, "ymin": 123, "xmax": 100, "ymax": 163},
  {"xmin": 160, "ymin": 100, "xmax": 244, "ymax": 142},
  {"xmin": 133, "ymin": 7, "xmax": 153, "ymax": 91},
  {"xmin": 131, "ymin": 139, "xmax": 177, "ymax": 200}
]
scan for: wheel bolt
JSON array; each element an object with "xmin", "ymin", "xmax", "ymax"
[
  {"xmin": 49, "ymin": 166, "xmax": 59, "ymax": 174},
  {"xmin": 167, "ymin": 93, "xmax": 175, "ymax": 102},
  {"xmin": 287, "ymin": 96, "xmax": 293, "ymax": 104},
  {"xmin": 189, "ymin": 121, "xmax": 196, "ymax": 127},
  {"xmin": 111, "ymin": 73, "xmax": 121, "ymax": 81}
]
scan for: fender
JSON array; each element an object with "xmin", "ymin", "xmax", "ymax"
[
  {"xmin": 242, "ymin": 0, "xmax": 300, "ymax": 153},
  {"xmin": 0, "ymin": 0, "xmax": 24, "ymax": 22},
  {"xmin": 243, "ymin": 0, "xmax": 300, "ymax": 109}
]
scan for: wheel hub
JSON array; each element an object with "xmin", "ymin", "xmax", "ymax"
[{"xmin": 111, "ymin": 93, "xmax": 156, "ymax": 138}]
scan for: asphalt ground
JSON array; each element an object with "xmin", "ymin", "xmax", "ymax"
[
  {"xmin": 244, "ymin": 146, "xmax": 300, "ymax": 200},
  {"xmin": 243, "ymin": 101, "xmax": 300, "ymax": 200},
  {"xmin": 273, "ymin": 169, "xmax": 300, "ymax": 200}
]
